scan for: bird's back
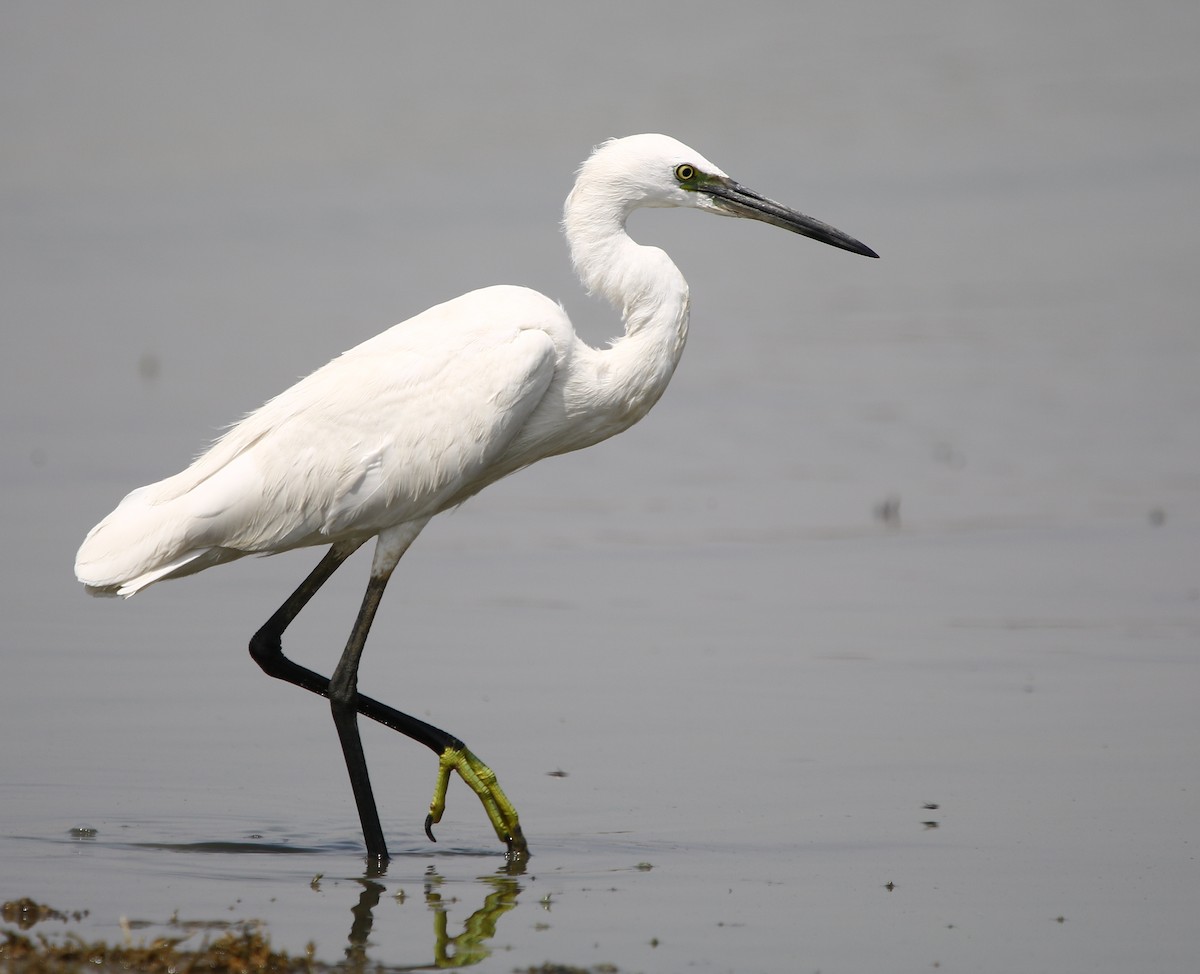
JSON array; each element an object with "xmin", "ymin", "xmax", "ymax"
[{"xmin": 76, "ymin": 286, "xmax": 573, "ymax": 596}]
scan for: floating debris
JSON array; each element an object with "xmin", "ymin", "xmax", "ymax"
[
  {"xmin": 0, "ymin": 925, "xmax": 315, "ymax": 974},
  {"xmin": 1, "ymin": 900, "xmax": 87, "ymax": 930}
]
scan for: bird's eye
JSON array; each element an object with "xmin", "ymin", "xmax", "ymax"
[{"xmin": 674, "ymin": 164, "xmax": 696, "ymax": 182}]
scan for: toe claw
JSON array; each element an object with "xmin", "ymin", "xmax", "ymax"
[{"xmin": 424, "ymin": 814, "xmax": 437, "ymax": 843}]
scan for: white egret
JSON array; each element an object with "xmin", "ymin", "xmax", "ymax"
[{"xmin": 75, "ymin": 134, "xmax": 877, "ymax": 862}]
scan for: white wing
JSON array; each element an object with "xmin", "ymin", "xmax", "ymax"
[{"xmin": 76, "ymin": 286, "xmax": 570, "ymax": 595}]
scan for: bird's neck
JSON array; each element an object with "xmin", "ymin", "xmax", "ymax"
[{"xmin": 563, "ymin": 184, "xmax": 690, "ymax": 418}]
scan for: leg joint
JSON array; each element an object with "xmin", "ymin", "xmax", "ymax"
[{"xmin": 248, "ymin": 626, "xmax": 281, "ymax": 674}]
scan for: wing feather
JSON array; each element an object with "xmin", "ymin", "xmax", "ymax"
[{"xmin": 75, "ymin": 286, "xmax": 569, "ymax": 594}]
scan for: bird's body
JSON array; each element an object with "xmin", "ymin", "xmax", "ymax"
[
  {"xmin": 76, "ymin": 134, "xmax": 876, "ymax": 861},
  {"xmin": 78, "ymin": 286, "xmax": 596, "ymax": 592},
  {"xmin": 78, "ymin": 136, "xmax": 701, "ymax": 596}
]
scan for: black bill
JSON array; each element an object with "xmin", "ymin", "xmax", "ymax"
[{"xmin": 706, "ymin": 179, "xmax": 879, "ymax": 258}]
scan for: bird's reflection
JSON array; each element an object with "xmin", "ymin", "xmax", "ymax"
[
  {"xmin": 344, "ymin": 876, "xmax": 385, "ymax": 969},
  {"xmin": 339, "ymin": 856, "xmax": 525, "ymax": 971},
  {"xmin": 427, "ymin": 871, "xmax": 521, "ymax": 968}
]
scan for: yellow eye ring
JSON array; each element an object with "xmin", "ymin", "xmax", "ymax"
[{"xmin": 674, "ymin": 164, "xmax": 696, "ymax": 182}]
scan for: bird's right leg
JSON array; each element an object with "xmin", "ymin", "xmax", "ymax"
[
  {"xmin": 249, "ymin": 539, "xmax": 407, "ymax": 860},
  {"xmin": 248, "ymin": 539, "xmax": 393, "ymax": 859},
  {"xmin": 248, "ymin": 539, "xmax": 527, "ymax": 859},
  {"xmin": 248, "ymin": 540, "xmax": 364, "ymax": 697}
]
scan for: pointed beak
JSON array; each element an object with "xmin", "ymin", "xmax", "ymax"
[{"xmin": 706, "ymin": 179, "xmax": 879, "ymax": 258}]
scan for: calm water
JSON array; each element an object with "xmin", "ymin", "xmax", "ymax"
[{"xmin": 3, "ymin": 2, "xmax": 1199, "ymax": 971}]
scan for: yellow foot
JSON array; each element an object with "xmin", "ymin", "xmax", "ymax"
[{"xmin": 424, "ymin": 745, "xmax": 528, "ymax": 859}]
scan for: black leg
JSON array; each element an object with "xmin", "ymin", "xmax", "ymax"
[
  {"xmin": 248, "ymin": 540, "xmax": 526, "ymax": 859},
  {"xmin": 248, "ymin": 544, "xmax": 462, "ymax": 754},
  {"xmin": 248, "ymin": 540, "xmax": 461, "ymax": 861},
  {"xmin": 327, "ymin": 567, "xmax": 396, "ymax": 862}
]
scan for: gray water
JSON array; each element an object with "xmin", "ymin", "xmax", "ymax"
[{"xmin": 3, "ymin": 2, "xmax": 1199, "ymax": 971}]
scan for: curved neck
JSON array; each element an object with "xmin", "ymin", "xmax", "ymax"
[{"xmin": 562, "ymin": 178, "xmax": 690, "ymax": 412}]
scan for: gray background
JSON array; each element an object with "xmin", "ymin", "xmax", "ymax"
[{"xmin": 3, "ymin": 2, "xmax": 1198, "ymax": 971}]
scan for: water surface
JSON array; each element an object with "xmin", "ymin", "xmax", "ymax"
[{"xmin": 3, "ymin": 2, "xmax": 1199, "ymax": 971}]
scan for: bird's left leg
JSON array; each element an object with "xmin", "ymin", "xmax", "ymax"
[
  {"xmin": 424, "ymin": 745, "xmax": 526, "ymax": 857},
  {"xmin": 328, "ymin": 545, "xmax": 398, "ymax": 863},
  {"xmin": 248, "ymin": 537, "xmax": 396, "ymax": 859},
  {"xmin": 248, "ymin": 529, "xmax": 526, "ymax": 857},
  {"xmin": 356, "ymin": 527, "xmax": 527, "ymax": 859}
]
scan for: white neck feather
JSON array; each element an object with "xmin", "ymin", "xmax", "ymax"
[{"xmin": 562, "ymin": 170, "xmax": 690, "ymax": 420}]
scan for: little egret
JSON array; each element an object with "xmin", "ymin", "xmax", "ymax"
[{"xmin": 75, "ymin": 134, "xmax": 877, "ymax": 862}]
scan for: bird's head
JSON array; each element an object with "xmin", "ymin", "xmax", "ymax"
[{"xmin": 574, "ymin": 133, "xmax": 878, "ymax": 259}]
